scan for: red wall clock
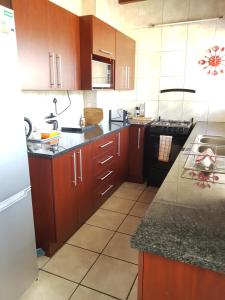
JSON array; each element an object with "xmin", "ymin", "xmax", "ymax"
[{"xmin": 198, "ymin": 46, "xmax": 225, "ymax": 75}]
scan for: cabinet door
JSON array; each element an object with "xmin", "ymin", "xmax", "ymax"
[
  {"xmin": 115, "ymin": 31, "xmax": 135, "ymax": 90},
  {"xmin": 13, "ymin": 0, "xmax": 49, "ymax": 89},
  {"xmin": 128, "ymin": 126, "xmax": 145, "ymax": 183},
  {"xmin": 47, "ymin": 2, "xmax": 80, "ymax": 90},
  {"xmin": 92, "ymin": 16, "xmax": 116, "ymax": 59},
  {"xmin": 52, "ymin": 151, "xmax": 78, "ymax": 243},
  {"xmin": 115, "ymin": 127, "xmax": 129, "ymax": 185},
  {"xmin": 73, "ymin": 144, "xmax": 94, "ymax": 226}
]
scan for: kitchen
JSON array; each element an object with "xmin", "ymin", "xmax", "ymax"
[{"xmin": 0, "ymin": 0, "xmax": 225, "ymax": 299}]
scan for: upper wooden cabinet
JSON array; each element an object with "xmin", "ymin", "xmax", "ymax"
[
  {"xmin": 80, "ymin": 15, "xmax": 116, "ymax": 90},
  {"xmin": 13, "ymin": 0, "xmax": 49, "ymax": 90},
  {"xmin": 115, "ymin": 30, "xmax": 135, "ymax": 90},
  {"xmin": 47, "ymin": 2, "xmax": 80, "ymax": 90},
  {"xmin": 92, "ymin": 17, "xmax": 116, "ymax": 59},
  {"xmin": 13, "ymin": 0, "xmax": 80, "ymax": 90}
]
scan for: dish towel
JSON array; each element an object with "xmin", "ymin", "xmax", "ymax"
[{"xmin": 158, "ymin": 135, "xmax": 173, "ymax": 162}]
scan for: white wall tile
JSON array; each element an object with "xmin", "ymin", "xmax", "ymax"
[
  {"xmin": 189, "ymin": 0, "xmax": 218, "ymax": 20},
  {"xmin": 187, "ymin": 22, "xmax": 216, "ymax": 50},
  {"xmin": 158, "ymin": 100, "xmax": 183, "ymax": 120},
  {"xmin": 136, "ymin": 76, "xmax": 160, "ymax": 101},
  {"xmin": 120, "ymin": 2, "xmax": 140, "ymax": 29},
  {"xmin": 161, "ymin": 25, "xmax": 187, "ymax": 51},
  {"xmin": 163, "ymin": 0, "xmax": 189, "ymax": 23},
  {"xmin": 161, "ymin": 51, "xmax": 186, "ymax": 76},
  {"xmin": 208, "ymin": 101, "xmax": 225, "ymax": 121},
  {"xmin": 138, "ymin": 52, "xmax": 161, "ymax": 77},
  {"xmin": 139, "ymin": 0, "xmax": 163, "ymax": 27},
  {"xmin": 182, "ymin": 101, "xmax": 209, "ymax": 122},
  {"xmin": 138, "ymin": 28, "xmax": 162, "ymax": 53},
  {"xmin": 145, "ymin": 100, "xmax": 159, "ymax": 118}
]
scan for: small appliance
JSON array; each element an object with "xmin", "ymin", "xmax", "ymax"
[{"xmin": 109, "ymin": 109, "xmax": 128, "ymax": 123}]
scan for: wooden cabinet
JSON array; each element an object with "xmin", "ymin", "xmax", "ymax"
[
  {"xmin": 115, "ymin": 127, "xmax": 129, "ymax": 185},
  {"xmin": 115, "ymin": 31, "xmax": 135, "ymax": 90},
  {"xmin": 128, "ymin": 125, "xmax": 145, "ymax": 183},
  {"xmin": 92, "ymin": 17, "xmax": 116, "ymax": 59},
  {"xmin": 73, "ymin": 144, "xmax": 94, "ymax": 226},
  {"xmin": 13, "ymin": 0, "xmax": 80, "ymax": 90},
  {"xmin": 138, "ymin": 252, "xmax": 225, "ymax": 300},
  {"xmin": 13, "ymin": 0, "xmax": 49, "ymax": 90},
  {"xmin": 28, "ymin": 143, "xmax": 92, "ymax": 257},
  {"xmin": 28, "ymin": 128, "xmax": 131, "ymax": 256},
  {"xmin": 80, "ymin": 15, "xmax": 115, "ymax": 90},
  {"xmin": 0, "ymin": 0, "xmax": 12, "ymax": 8},
  {"xmin": 91, "ymin": 133, "xmax": 117, "ymax": 208},
  {"xmin": 47, "ymin": 1, "xmax": 80, "ymax": 90}
]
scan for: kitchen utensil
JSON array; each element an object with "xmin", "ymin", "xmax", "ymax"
[
  {"xmin": 84, "ymin": 108, "xmax": 103, "ymax": 125},
  {"xmin": 24, "ymin": 117, "xmax": 32, "ymax": 138}
]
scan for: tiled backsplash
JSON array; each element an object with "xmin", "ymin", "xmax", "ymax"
[{"xmin": 21, "ymin": 0, "xmax": 225, "ymax": 126}]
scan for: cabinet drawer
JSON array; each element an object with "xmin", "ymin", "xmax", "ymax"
[
  {"xmin": 93, "ymin": 150, "xmax": 116, "ymax": 175},
  {"xmin": 94, "ymin": 167, "xmax": 115, "ymax": 186},
  {"xmin": 92, "ymin": 134, "xmax": 116, "ymax": 158},
  {"xmin": 93, "ymin": 175, "xmax": 116, "ymax": 209}
]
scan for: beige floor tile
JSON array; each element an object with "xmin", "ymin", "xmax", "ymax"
[
  {"xmin": 118, "ymin": 215, "xmax": 141, "ymax": 235},
  {"xmin": 129, "ymin": 202, "xmax": 149, "ymax": 217},
  {"xmin": 37, "ymin": 256, "xmax": 49, "ymax": 269},
  {"xmin": 119, "ymin": 182, "xmax": 146, "ymax": 191},
  {"xmin": 67, "ymin": 224, "xmax": 114, "ymax": 253},
  {"xmin": 70, "ymin": 285, "xmax": 114, "ymax": 300},
  {"xmin": 86, "ymin": 209, "xmax": 126, "ymax": 231},
  {"xmin": 128, "ymin": 277, "xmax": 138, "ymax": 300},
  {"xmin": 137, "ymin": 190, "xmax": 156, "ymax": 204},
  {"xmin": 43, "ymin": 244, "xmax": 98, "ymax": 283},
  {"xmin": 103, "ymin": 232, "xmax": 138, "ymax": 264},
  {"xmin": 113, "ymin": 186, "xmax": 143, "ymax": 201},
  {"xmin": 101, "ymin": 195, "xmax": 135, "ymax": 214},
  {"xmin": 19, "ymin": 270, "xmax": 77, "ymax": 300},
  {"xmin": 82, "ymin": 255, "xmax": 137, "ymax": 300}
]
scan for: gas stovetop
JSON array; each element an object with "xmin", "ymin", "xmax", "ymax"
[{"xmin": 150, "ymin": 118, "xmax": 193, "ymax": 135}]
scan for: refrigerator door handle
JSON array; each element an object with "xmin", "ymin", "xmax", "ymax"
[{"xmin": 0, "ymin": 187, "xmax": 31, "ymax": 213}]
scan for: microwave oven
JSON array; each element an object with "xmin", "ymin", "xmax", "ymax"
[{"xmin": 92, "ymin": 55, "xmax": 114, "ymax": 89}]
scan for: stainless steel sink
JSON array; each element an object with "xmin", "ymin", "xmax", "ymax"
[
  {"xmin": 199, "ymin": 136, "xmax": 225, "ymax": 146},
  {"xmin": 183, "ymin": 135, "xmax": 225, "ymax": 173}
]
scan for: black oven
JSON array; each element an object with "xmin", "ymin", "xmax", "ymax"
[{"xmin": 145, "ymin": 119, "xmax": 193, "ymax": 187}]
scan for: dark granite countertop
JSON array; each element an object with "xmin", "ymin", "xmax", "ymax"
[
  {"xmin": 131, "ymin": 122, "xmax": 225, "ymax": 274},
  {"xmin": 27, "ymin": 122, "xmax": 130, "ymax": 158}
]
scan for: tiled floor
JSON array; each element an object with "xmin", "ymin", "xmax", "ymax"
[{"xmin": 20, "ymin": 182, "xmax": 158, "ymax": 300}]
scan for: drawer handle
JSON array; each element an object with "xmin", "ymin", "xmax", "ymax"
[
  {"xmin": 101, "ymin": 184, "xmax": 114, "ymax": 196},
  {"xmin": 99, "ymin": 49, "xmax": 113, "ymax": 55},
  {"xmin": 100, "ymin": 155, "xmax": 113, "ymax": 165},
  {"xmin": 99, "ymin": 140, "xmax": 113, "ymax": 148},
  {"xmin": 99, "ymin": 170, "xmax": 114, "ymax": 181}
]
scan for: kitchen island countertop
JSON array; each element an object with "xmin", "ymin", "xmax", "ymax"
[{"xmin": 131, "ymin": 122, "xmax": 225, "ymax": 274}]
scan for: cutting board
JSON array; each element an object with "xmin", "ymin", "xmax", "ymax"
[{"xmin": 84, "ymin": 108, "xmax": 103, "ymax": 125}]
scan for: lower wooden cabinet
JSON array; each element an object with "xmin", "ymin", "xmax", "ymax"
[
  {"xmin": 28, "ymin": 127, "xmax": 131, "ymax": 256},
  {"xmin": 138, "ymin": 252, "xmax": 225, "ymax": 300},
  {"xmin": 127, "ymin": 125, "xmax": 146, "ymax": 183},
  {"xmin": 115, "ymin": 127, "xmax": 129, "ymax": 186},
  {"xmin": 29, "ymin": 143, "xmax": 92, "ymax": 256}
]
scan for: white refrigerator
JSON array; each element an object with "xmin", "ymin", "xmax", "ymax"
[{"xmin": 0, "ymin": 5, "xmax": 38, "ymax": 300}]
